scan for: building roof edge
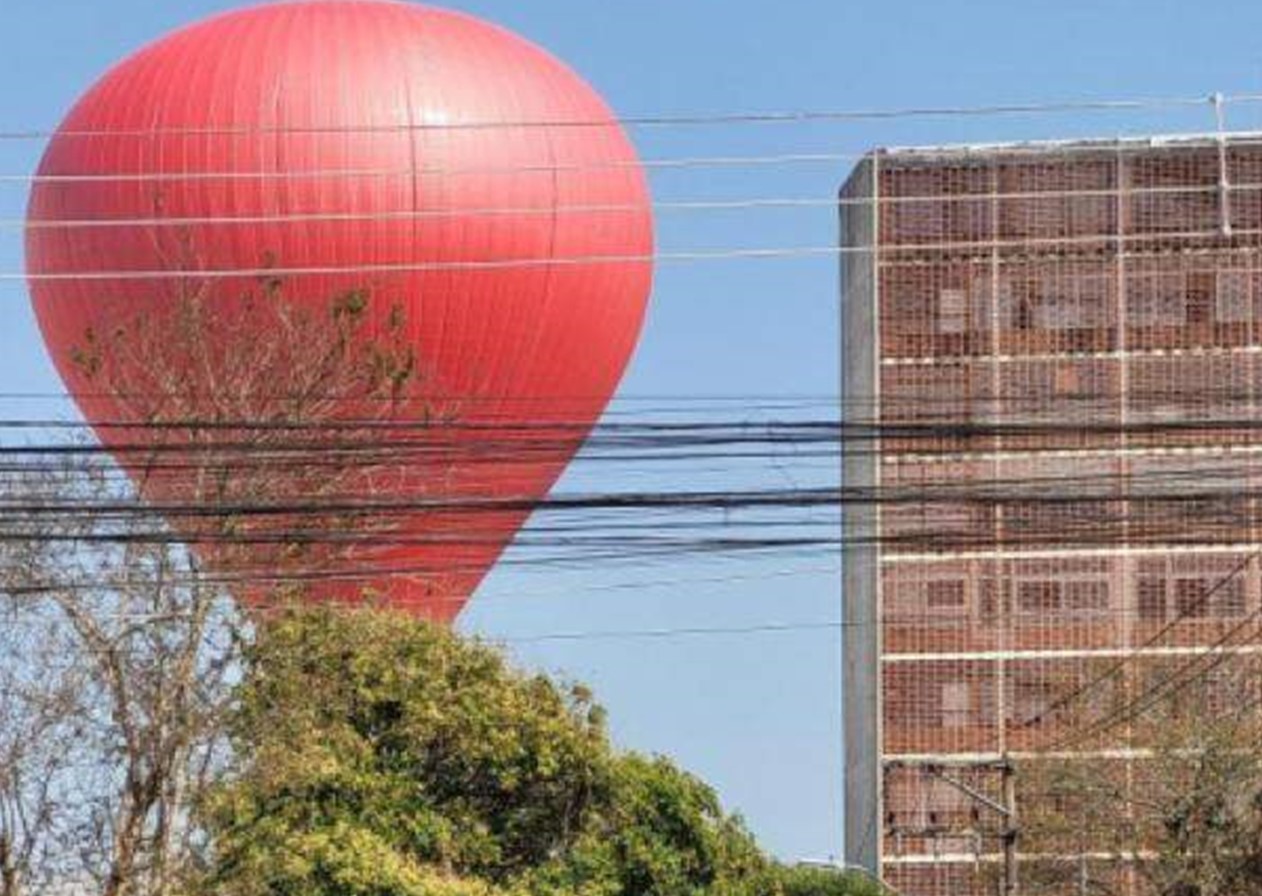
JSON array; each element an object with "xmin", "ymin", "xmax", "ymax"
[{"xmin": 872, "ymin": 129, "xmax": 1262, "ymax": 160}]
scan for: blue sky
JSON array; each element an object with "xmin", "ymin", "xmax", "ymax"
[{"xmin": 4, "ymin": 0, "xmax": 1262, "ymax": 862}]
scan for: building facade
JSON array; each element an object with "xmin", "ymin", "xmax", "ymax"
[{"xmin": 841, "ymin": 135, "xmax": 1262, "ymax": 896}]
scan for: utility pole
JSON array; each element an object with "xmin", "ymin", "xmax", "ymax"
[
  {"xmin": 1000, "ymin": 755, "xmax": 1018, "ymax": 896},
  {"xmin": 901, "ymin": 758, "xmax": 1019, "ymax": 896}
]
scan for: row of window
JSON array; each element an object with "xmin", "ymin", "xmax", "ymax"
[
  {"xmin": 887, "ymin": 667, "xmax": 1258, "ymax": 736},
  {"xmin": 878, "ymin": 357, "xmax": 1262, "ymax": 448},
  {"xmin": 881, "ymin": 501, "xmax": 1261, "ymax": 551},
  {"xmin": 887, "ymin": 573, "xmax": 1249, "ymax": 622},
  {"xmin": 878, "ymin": 192, "xmax": 1251, "ymax": 242},
  {"xmin": 886, "ymin": 660, "xmax": 1260, "ymax": 734},
  {"xmin": 882, "ymin": 269, "xmax": 1262, "ymax": 337},
  {"xmin": 875, "ymin": 150, "xmax": 1262, "ymax": 249},
  {"xmin": 932, "ymin": 271, "xmax": 1255, "ymax": 332},
  {"xmin": 884, "ymin": 672, "xmax": 1092, "ymax": 731}
]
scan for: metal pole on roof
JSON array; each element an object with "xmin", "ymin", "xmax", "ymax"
[{"xmin": 1213, "ymin": 92, "xmax": 1233, "ymax": 237}]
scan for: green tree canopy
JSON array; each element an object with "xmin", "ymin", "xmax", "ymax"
[{"xmin": 198, "ymin": 606, "xmax": 881, "ymax": 896}]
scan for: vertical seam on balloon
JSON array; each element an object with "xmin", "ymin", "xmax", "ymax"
[
  {"xmin": 408, "ymin": 8, "xmax": 444, "ymax": 610},
  {"xmin": 135, "ymin": 29, "xmax": 170, "ymax": 335},
  {"xmin": 363, "ymin": 2, "xmax": 409, "ymax": 600},
  {"xmin": 269, "ymin": 14, "xmax": 286, "ymax": 278},
  {"xmin": 498, "ymin": 58, "xmax": 561, "ymax": 434},
  {"xmin": 421, "ymin": 14, "xmax": 452, "ymax": 450},
  {"xmin": 451, "ymin": 26, "xmax": 475, "ymax": 435},
  {"xmin": 402, "ymin": 10, "xmax": 420, "ymax": 346},
  {"xmin": 527, "ymin": 85, "xmax": 561, "ymax": 427},
  {"xmin": 201, "ymin": 15, "xmax": 242, "ymax": 284}
]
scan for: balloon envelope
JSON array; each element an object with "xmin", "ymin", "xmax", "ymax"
[{"xmin": 25, "ymin": 1, "xmax": 654, "ymax": 620}]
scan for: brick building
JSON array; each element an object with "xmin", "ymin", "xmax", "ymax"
[{"xmin": 841, "ymin": 134, "xmax": 1262, "ymax": 895}]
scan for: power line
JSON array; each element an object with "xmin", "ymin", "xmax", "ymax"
[
  {"xmin": 0, "ymin": 561, "xmax": 842, "ymax": 611},
  {"xmin": 502, "ymin": 620, "xmax": 843, "ymax": 643},
  {"xmin": 16, "ymin": 223, "xmax": 1262, "ymax": 282},
  {"xmin": 0, "ymin": 150, "xmax": 865, "ymax": 186},
  {"xmin": 0, "ymin": 91, "xmax": 1233, "ymax": 141},
  {"xmin": 5, "ymin": 181, "xmax": 1260, "ymax": 231}
]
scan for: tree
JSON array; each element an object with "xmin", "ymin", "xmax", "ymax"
[
  {"xmin": 197, "ymin": 606, "xmax": 877, "ymax": 896},
  {"xmin": 519, "ymin": 753, "xmax": 775, "ymax": 896},
  {"xmin": 69, "ymin": 267, "xmax": 429, "ymax": 601},
  {"xmin": 1148, "ymin": 716, "xmax": 1262, "ymax": 895},
  {"xmin": 0, "ymin": 268, "xmax": 431, "ymax": 895},
  {"xmin": 1020, "ymin": 656, "xmax": 1262, "ymax": 896},
  {"xmin": 777, "ymin": 865, "xmax": 887, "ymax": 896},
  {"xmin": 0, "ymin": 538, "xmax": 93, "ymax": 896},
  {"xmin": 0, "ymin": 451, "xmax": 244, "ymax": 896},
  {"xmin": 200, "ymin": 605, "xmax": 609, "ymax": 894}
]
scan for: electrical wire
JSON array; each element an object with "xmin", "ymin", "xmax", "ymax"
[
  {"xmin": 11, "ymin": 223, "xmax": 1262, "ymax": 281},
  {"xmin": 2, "ymin": 181, "xmax": 1259, "ymax": 231},
  {"xmin": 0, "ymin": 91, "xmax": 1232, "ymax": 141}
]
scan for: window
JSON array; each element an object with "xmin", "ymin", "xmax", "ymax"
[
  {"xmin": 938, "ymin": 289, "xmax": 967, "ymax": 334},
  {"xmin": 1187, "ymin": 272, "xmax": 1214, "ymax": 324},
  {"xmin": 968, "ymin": 276, "xmax": 995, "ymax": 329},
  {"xmin": 1034, "ymin": 292, "xmax": 1084, "ymax": 330},
  {"xmin": 1216, "ymin": 270, "xmax": 1251, "ymax": 323},
  {"xmin": 1053, "ymin": 363, "xmax": 1081, "ymax": 397},
  {"xmin": 1129, "ymin": 276, "xmax": 1187, "ymax": 326},
  {"xmin": 1173, "ymin": 576, "xmax": 1247, "ymax": 619},
  {"xmin": 1137, "ymin": 577, "xmax": 1167, "ymax": 621},
  {"xmin": 1014, "ymin": 578, "xmax": 1107, "ymax": 617},
  {"xmin": 1216, "ymin": 578, "xmax": 1247, "ymax": 618},
  {"xmin": 978, "ymin": 579, "xmax": 1000, "ymax": 625},
  {"xmin": 941, "ymin": 682, "xmax": 971, "ymax": 728},
  {"xmin": 926, "ymin": 579, "xmax": 966, "ymax": 610},
  {"xmin": 1018, "ymin": 580, "xmax": 1060, "ymax": 614},
  {"xmin": 1007, "ymin": 292, "xmax": 1035, "ymax": 330},
  {"xmin": 1174, "ymin": 578, "xmax": 1210, "ymax": 618},
  {"xmin": 1014, "ymin": 680, "xmax": 1052, "ymax": 723},
  {"xmin": 1065, "ymin": 580, "xmax": 1110, "ymax": 615},
  {"xmin": 1077, "ymin": 275, "xmax": 1111, "ymax": 323},
  {"xmin": 893, "ymin": 197, "xmax": 946, "ymax": 240},
  {"xmin": 1010, "ymin": 273, "xmax": 1113, "ymax": 333}
]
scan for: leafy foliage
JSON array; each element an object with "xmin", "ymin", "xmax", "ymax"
[
  {"xmin": 198, "ymin": 607, "xmax": 876, "ymax": 896},
  {"xmin": 520, "ymin": 753, "xmax": 775, "ymax": 896},
  {"xmin": 776, "ymin": 865, "xmax": 886, "ymax": 896},
  {"xmin": 1019, "ymin": 672, "xmax": 1262, "ymax": 896}
]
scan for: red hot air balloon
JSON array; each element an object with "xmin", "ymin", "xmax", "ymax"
[{"xmin": 25, "ymin": 1, "xmax": 653, "ymax": 621}]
